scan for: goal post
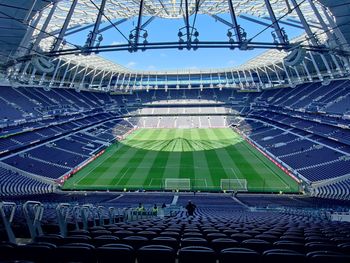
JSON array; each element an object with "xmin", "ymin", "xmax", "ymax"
[
  {"xmin": 164, "ymin": 178, "xmax": 191, "ymax": 191},
  {"xmin": 220, "ymin": 179, "xmax": 248, "ymax": 192}
]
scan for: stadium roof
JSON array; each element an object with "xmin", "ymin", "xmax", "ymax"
[
  {"xmin": 1, "ymin": 0, "xmax": 350, "ymax": 90},
  {"xmin": 31, "ymin": 0, "xmax": 324, "ymax": 73}
]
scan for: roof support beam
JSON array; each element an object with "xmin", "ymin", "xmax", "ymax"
[
  {"xmin": 308, "ymin": 0, "xmax": 343, "ymax": 76},
  {"xmin": 290, "ymin": 0, "xmax": 330, "ymax": 80},
  {"xmin": 264, "ymin": 0, "xmax": 288, "ymax": 44},
  {"xmin": 52, "ymin": 0, "xmax": 79, "ymax": 51},
  {"xmin": 184, "ymin": 0, "xmax": 191, "ymax": 44},
  {"xmin": 90, "ymin": 0, "xmax": 107, "ymax": 47},
  {"xmin": 262, "ymin": 17, "xmax": 304, "ymax": 29},
  {"xmin": 227, "ymin": 0, "xmax": 241, "ymax": 43},
  {"xmin": 98, "ymin": 18, "xmax": 129, "ymax": 34},
  {"xmin": 141, "ymin": 16, "xmax": 157, "ymax": 30},
  {"xmin": 33, "ymin": 2, "xmax": 58, "ymax": 51},
  {"xmin": 211, "ymin": 14, "xmax": 234, "ymax": 28},
  {"xmin": 134, "ymin": 0, "xmax": 145, "ymax": 49},
  {"xmin": 239, "ymin": 15, "xmax": 271, "ymax": 28}
]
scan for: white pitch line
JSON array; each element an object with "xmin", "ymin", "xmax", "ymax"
[{"xmin": 115, "ymin": 167, "xmax": 130, "ymax": 186}]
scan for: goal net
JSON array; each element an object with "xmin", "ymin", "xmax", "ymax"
[
  {"xmin": 164, "ymin": 178, "xmax": 191, "ymax": 191},
  {"xmin": 220, "ymin": 179, "xmax": 248, "ymax": 192}
]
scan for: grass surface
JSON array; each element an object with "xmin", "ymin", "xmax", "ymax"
[{"xmin": 62, "ymin": 128, "xmax": 299, "ymax": 193}]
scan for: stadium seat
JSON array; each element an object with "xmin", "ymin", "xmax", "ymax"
[
  {"xmin": 241, "ymin": 239, "xmax": 271, "ymax": 253},
  {"xmin": 210, "ymin": 238, "xmax": 239, "ymax": 252},
  {"xmin": 179, "ymin": 246, "xmax": 216, "ymax": 263},
  {"xmin": 96, "ymin": 244, "xmax": 135, "ymax": 263},
  {"xmin": 151, "ymin": 237, "xmax": 179, "ymax": 249},
  {"xmin": 219, "ymin": 247, "xmax": 260, "ymax": 263},
  {"xmin": 123, "ymin": 235, "xmax": 148, "ymax": 249},
  {"xmin": 181, "ymin": 237, "xmax": 209, "ymax": 247},
  {"xmin": 16, "ymin": 242, "xmax": 56, "ymax": 263},
  {"xmin": 137, "ymin": 245, "xmax": 176, "ymax": 263},
  {"xmin": 0, "ymin": 242, "xmax": 17, "ymax": 261},
  {"xmin": 262, "ymin": 249, "xmax": 306, "ymax": 263},
  {"xmin": 93, "ymin": 235, "xmax": 119, "ymax": 246},
  {"xmin": 273, "ymin": 240, "xmax": 305, "ymax": 253},
  {"xmin": 306, "ymin": 250, "xmax": 350, "ymax": 263},
  {"xmin": 55, "ymin": 243, "xmax": 95, "ymax": 263}
]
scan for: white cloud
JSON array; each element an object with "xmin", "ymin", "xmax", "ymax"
[
  {"xmin": 110, "ymin": 41, "xmax": 123, "ymax": 45},
  {"xmin": 147, "ymin": 65, "xmax": 156, "ymax": 70},
  {"xmin": 227, "ymin": 60, "xmax": 236, "ymax": 66},
  {"xmin": 126, "ymin": 61, "xmax": 137, "ymax": 68}
]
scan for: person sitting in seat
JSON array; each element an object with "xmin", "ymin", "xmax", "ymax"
[
  {"xmin": 152, "ymin": 204, "xmax": 158, "ymax": 215},
  {"xmin": 137, "ymin": 203, "xmax": 145, "ymax": 214}
]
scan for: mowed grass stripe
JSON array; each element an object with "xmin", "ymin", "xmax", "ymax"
[
  {"xmin": 239, "ymin": 139, "xmax": 298, "ymax": 191},
  {"xmin": 124, "ymin": 129, "xmax": 169, "ymax": 187},
  {"xmin": 211, "ymin": 129, "xmax": 245, "ymax": 181},
  {"xmin": 198, "ymin": 129, "xmax": 230, "ymax": 188},
  {"xmin": 179, "ymin": 129, "xmax": 194, "ymax": 181},
  {"xmin": 75, "ymin": 143, "xmax": 131, "ymax": 186},
  {"xmin": 192, "ymin": 129, "xmax": 214, "ymax": 189},
  {"xmin": 110, "ymin": 129, "xmax": 160, "ymax": 188}
]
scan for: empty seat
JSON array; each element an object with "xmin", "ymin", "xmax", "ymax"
[
  {"xmin": 183, "ymin": 232, "xmax": 203, "ymax": 238},
  {"xmin": 151, "ymin": 237, "xmax": 178, "ymax": 249},
  {"xmin": 0, "ymin": 242, "xmax": 17, "ymax": 261},
  {"xmin": 305, "ymin": 242, "xmax": 338, "ymax": 252},
  {"xmin": 90, "ymin": 230, "xmax": 112, "ymax": 237},
  {"xmin": 338, "ymin": 242, "xmax": 350, "ymax": 254},
  {"xmin": 56, "ymin": 243, "xmax": 95, "ymax": 263},
  {"xmin": 273, "ymin": 240, "xmax": 305, "ymax": 253},
  {"xmin": 230, "ymin": 233, "xmax": 252, "ymax": 242},
  {"xmin": 123, "ymin": 235, "xmax": 148, "ymax": 249},
  {"xmin": 96, "ymin": 244, "xmax": 135, "ymax": 263},
  {"xmin": 62, "ymin": 235, "xmax": 92, "ymax": 245},
  {"xmin": 262, "ymin": 249, "xmax": 306, "ymax": 263},
  {"xmin": 210, "ymin": 238, "xmax": 239, "ymax": 253},
  {"xmin": 255, "ymin": 234, "xmax": 278, "ymax": 243},
  {"xmin": 137, "ymin": 245, "xmax": 176, "ymax": 263},
  {"xmin": 206, "ymin": 233, "xmax": 227, "ymax": 241},
  {"xmin": 220, "ymin": 247, "xmax": 260, "ymax": 263},
  {"xmin": 241, "ymin": 239, "xmax": 271, "ymax": 253},
  {"xmin": 181, "ymin": 237, "xmax": 209, "ymax": 247},
  {"xmin": 114, "ymin": 230, "xmax": 134, "ymax": 239},
  {"xmin": 179, "ymin": 246, "xmax": 216, "ymax": 263},
  {"xmin": 93, "ymin": 235, "xmax": 119, "ymax": 246},
  {"xmin": 35, "ymin": 234, "xmax": 63, "ymax": 245},
  {"xmin": 16, "ymin": 242, "xmax": 56, "ymax": 263},
  {"xmin": 137, "ymin": 231, "xmax": 158, "ymax": 239},
  {"xmin": 307, "ymin": 250, "xmax": 350, "ymax": 263},
  {"xmin": 160, "ymin": 231, "xmax": 180, "ymax": 240}
]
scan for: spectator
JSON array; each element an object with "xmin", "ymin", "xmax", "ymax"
[
  {"xmin": 185, "ymin": 200, "xmax": 196, "ymax": 217},
  {"xmin": 137, "ymin": 203, "xmax": 144, "ymax": 212},
  {"xmin": 152, "ymin": 204, "xmax": 158, "ymax": 215}
]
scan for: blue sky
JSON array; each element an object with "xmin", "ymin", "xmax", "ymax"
[{"xmin": 67, "ymin": 14, "xmax": 303, "ymax": 71}]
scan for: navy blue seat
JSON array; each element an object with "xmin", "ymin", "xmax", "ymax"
[
  {"xmin": 137, "ymin": 245, "xmax": 176, "ymax": 263},
  {"xmin": 179, "ymin": 246, "xmax": 216, "ymax": 263}
]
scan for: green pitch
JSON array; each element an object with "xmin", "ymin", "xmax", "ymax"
[{"xmin": 62, "ymin": 128, "xmax": 300, "ymax": 193}]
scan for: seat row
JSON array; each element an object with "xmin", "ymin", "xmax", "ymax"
[{"xmin": 1, "ymin": 241, "xmax": 349, "ymax": 263}]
